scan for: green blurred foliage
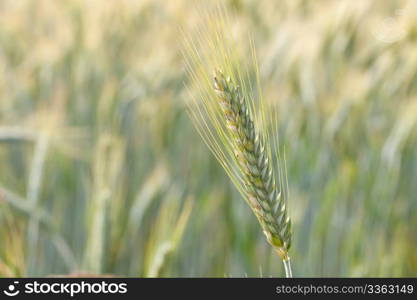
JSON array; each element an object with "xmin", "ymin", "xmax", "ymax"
[{"xmin": 0, "ymin": 0, "xmax": 416, "ymax": 277}]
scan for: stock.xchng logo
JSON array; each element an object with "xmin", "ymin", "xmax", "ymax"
[
  {"xmin": 3, "ymin": 281, "xmax": 20, "ymax": 297},
  {"xmin": 3, "ymin": 281, "xmax": 127, "ymax": 297}
]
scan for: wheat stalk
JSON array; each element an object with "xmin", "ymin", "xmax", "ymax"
[{"xmin": 183, "ymin": 7, "xmax": 293, "ymax": 277}]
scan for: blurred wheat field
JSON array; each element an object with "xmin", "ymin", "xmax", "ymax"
[{"xmin": 0, "ymin": 0, "xmax": 416, "ymax": 277}]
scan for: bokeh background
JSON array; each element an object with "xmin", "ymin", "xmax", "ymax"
[{"xmin": 0, "ymin": 0, "xmax": 416, "ymax": 277}]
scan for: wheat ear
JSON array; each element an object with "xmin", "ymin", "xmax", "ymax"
[
  {"xmin": 183, "ymin": 7, "xmax": 293, "ymax": 277},
  {"xmin": 212, "ymin": 70, "xmax": 292, "ymax": 275}
]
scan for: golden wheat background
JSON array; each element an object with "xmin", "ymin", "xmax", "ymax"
[{"xmin": 0, "ymin": 0, "xmax": 416, "ymax": 277}]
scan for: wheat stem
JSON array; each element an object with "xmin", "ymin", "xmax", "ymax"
[{"xmin": 282, "ymin": 257, "xmax": 293, "ymax": 278}]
